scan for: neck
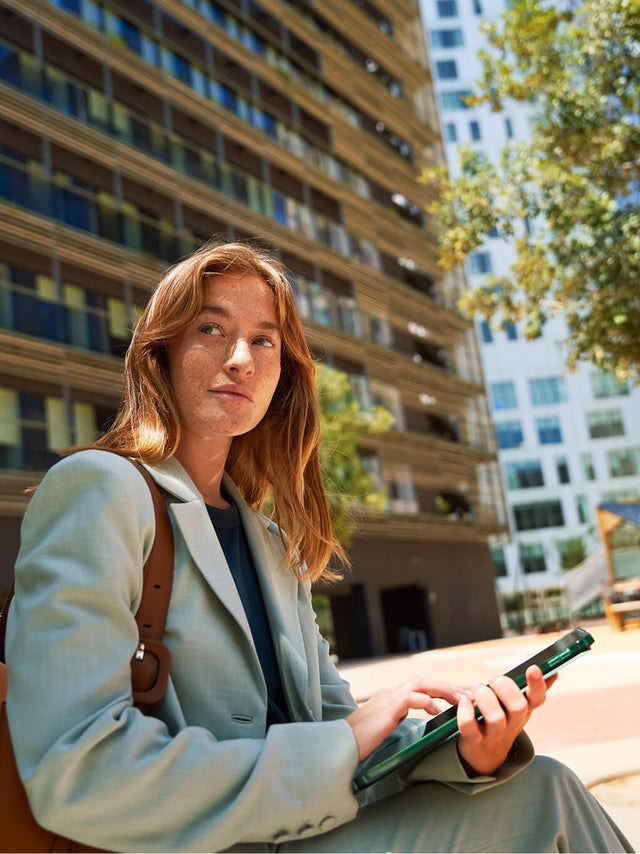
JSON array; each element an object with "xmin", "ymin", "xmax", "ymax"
[{"xmin": 174, "ymin": 436, "xmax": 232, "ymax": 507}]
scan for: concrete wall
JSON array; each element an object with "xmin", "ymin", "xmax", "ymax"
[{"xmin": 343, "ymin": 536, "xmax": 502, "ymax": 655}]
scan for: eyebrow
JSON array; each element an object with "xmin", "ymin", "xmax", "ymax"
[{"xmin": 199, "ymin": 304, "xmax": 280, "ymax": 332}]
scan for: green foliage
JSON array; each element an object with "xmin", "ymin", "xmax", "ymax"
[
  {"xmin": 557, "ymin": 536, "xmax": 586, "ymax": 569},
  {"xmin": 422, "ymin": 0, "xmax": 640, "ymax": 381},
  {"xmin": 316, "ymin": 363, "xmax": 393, "ymax": 546}
]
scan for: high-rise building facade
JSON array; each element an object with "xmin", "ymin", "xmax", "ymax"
[
  {"xmin": 420, "ymin": 0, "xmax": 640, "ymax": 629},
  {"xmin": 0, "ymin": 0, "xmax": 507, "ymax": 656}
]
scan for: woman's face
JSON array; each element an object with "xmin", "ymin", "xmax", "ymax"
[{"xmin": 169, "ymin": 272, "xmax": 282, "ymax": 456}]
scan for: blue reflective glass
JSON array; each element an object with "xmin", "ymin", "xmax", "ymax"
[
  {"xmin": 53, "ymin": 0, "xmax": 81, "ymax": 13},
  {"xmin": 11, "ymin": 290, "xmax": 66, "ymax": 343},
  {"xmin": 0, "ymin": 45, "xmax": 21, "ymax": 87},
  {"xmin": 272, "ymin": 193, "xmax": 286, "ymax": 224},
  {"xmin": 55, "ymin": 187, "xmax": 96, "ymax": 232},
  {"xmin": 220, "ymin": 85, "xmax": 237, "ymax": 110},
  {"xmin": 120, "ymin": 19, "xmax": 142, "ymax": 54},
  {"xmin": 0, "ymin": 162, "xmax": 30, "ymax": 207},
  {"xmin": 173, "ymin": 54, "xmax": 192, "ymax": 84},
  {"xmin": 86, "ymin": 312, "xmax": 110, "ymax": 352}
]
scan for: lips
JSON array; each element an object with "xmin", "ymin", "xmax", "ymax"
[{"xmin": 210, "ymin": 384, "xmax": 253, "ymax": 401}]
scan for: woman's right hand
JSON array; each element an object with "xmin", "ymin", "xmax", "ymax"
[{"xmin": 345, "ymin": 678, "xmax": 472, "ymax": 762}]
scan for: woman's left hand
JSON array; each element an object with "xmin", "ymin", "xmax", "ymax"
[{"xmin": 456, "ymin": 665, "xmax": 557, "ymax": 776}]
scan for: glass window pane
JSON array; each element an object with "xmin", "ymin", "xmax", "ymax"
[{"xmin": 491, "ymin": 381, "xmax": 517, "ymax": 410}]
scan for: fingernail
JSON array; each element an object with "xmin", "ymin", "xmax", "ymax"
[{"xmin": 454, "ymin": 689, "xmax": 474, "ymax": 700}]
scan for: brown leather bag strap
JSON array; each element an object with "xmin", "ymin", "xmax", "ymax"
[
  {"xmin": 1, "ymin": 458, "xmax": 175, "ymax": 709},
  {"xmin": 129, "ymin": 461, "xmax": 174, "ymax": 645},
  {"xmin": 126, "ymin": 460, "xmax": 174, "ymax": 710},
  {"xmin": 0, "ymin": 584, "xmax": 13, "ymax": 666}
]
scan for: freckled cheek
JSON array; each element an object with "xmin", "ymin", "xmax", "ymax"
[
  {"xmin": 170, "ymin": 349, "xmax": 209, "ymax": 406},
  {"xmin": 257, "ymin": 369, "xmax": 281, "ymax": 416}
]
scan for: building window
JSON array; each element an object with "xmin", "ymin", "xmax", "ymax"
[
  {"xmin": 369, "ymin": 314, "xmax": 393, "ymax": 347},
  {"xmin": 495, "ymin": 420, "xmax": 523, "ymax": 449},
  {"xmin": 587, "ymin": 409, "xmax": 625, "ymax": 438},
  {"xmin": 505, "ymin": 117, "xmax": 514, "ymax": 138},
  {"xmin": 437, "ymin": 0, "xmax": 459, "ymax": 15},
  {"xmin": 479, "ymin": 320, "xmax": 492, "ymax": 343},
  {"xmin": 576, "ymin": 495, "xmax": 590, "ymax": 524},
  {"xmin": 521, "ymin": 542, "xmax": 546, "ymax": 573},
  {"xmin": 529, "ymin": 376, "xmax": 568, "ymax": 405},
  {"xmin": 607, "ymin": 448, "xmax": 640, "ymax": 478},
  {"xmin": 602, "ymin": 487, "xmax": 640, "ymax": 503},
  {"xmin": 591, "ymin": 370, "xmax": 629, "ymax": 398},
  {"xmin": 491, "ymin": 381, "xmax": 517, "ymax": 411},
  {"xmin": 445, "ymin": 122, "xmax": 458, "ymax": 142},
  {"xmin": 361, "ymin": 451, "xmax": 384, "ymax": 495},
  {"xmin": 387, "ymin": 466, "xmax": 419, "ymax": 514},
  {"xmin": 436, "ymin": 60, "xmax": 458, "ymax": 80},
  {"xmin": 514, "ymin": 501, "xmax": 565, "ymax": 531},
  {"xmin": 536, "ymin": 415, "xmax": 562, "ymax": 444},
  {"xmin": 556, "ymin": 456, "xmax": 570, "ymax": 483},
  {"xmin": 52, "ymin": 0, "xmax": 81, "ymax": 13},
  {"xmin": 491, "ymin": 546, "xmax": 507, "ymax": 577},
  {"xmin": 504, "ymin": 320, "xmax": 518, "ymax": 340},
  {"xmin": 505, "ymin": 459, "xmax": 544, "ymax": 489},
  {"xmin": 472, "ymin": 0, "xmax": 483, "ymax": 13},
  {"xmin": 469, "ymin": 251, "xmax": 492, "ymax": 274},
  {"xmin": 0, "ymin": 387, "xmax": 20, "ymax": 469},
  {"xmin": 469, "ymin": 120, "xmax": 481, "ymax": 141},
  {"xmin": 431, "ymin": 29, "xmax": 464, "ymax": 48},
  {"xmin": 371, "ymin": 381, "xmax": 406, "ymax": 430},
  {"xmin": 581, "ymin": 452, "xmax": 596, "ymax": 480},
  {"xmin": 0, "ymin": 387, "xmax": 109, "ymax": 471},
  {"xmin": 440, "ymin": 90, "xmax": 473, "ymax": 110}
]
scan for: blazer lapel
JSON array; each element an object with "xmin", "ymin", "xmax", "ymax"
[
  {"xmin": 225, "ymin": 477, "xmax": 313, "ymax": 722},
  {"xmin": 144, "ymin": 460, "xmax": 312, "ymax": 720},
  {"xmin": 144, "ymin": 460, "xmax": 253, "ymax": 646}
]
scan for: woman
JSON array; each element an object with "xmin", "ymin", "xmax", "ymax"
[{"xmin": 6, "ymin": 242, "xmax": 632, "ymax": 852}]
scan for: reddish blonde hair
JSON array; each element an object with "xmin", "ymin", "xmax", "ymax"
[{"xmin": 95, "ymin": 241, "xmax": 346, "ymax": 581}]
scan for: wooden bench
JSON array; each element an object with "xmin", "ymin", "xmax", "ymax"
[{"xmin": 603, "ymin": 577, "xmax": 640, "ymax": 631}]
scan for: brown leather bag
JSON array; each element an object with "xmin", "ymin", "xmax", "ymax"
[{"xmin": 0, "ymin": 459, "xmax": 174, "ymax": 853}]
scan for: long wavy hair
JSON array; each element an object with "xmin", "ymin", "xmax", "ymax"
[{"xmin": 94, "ymin": 241, "xmax": 346, "ymax": 582}]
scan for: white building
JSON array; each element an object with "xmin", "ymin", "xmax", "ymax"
[{"xmin": 419, "ymin": 0, "xmax": 640, "ymax": 626}]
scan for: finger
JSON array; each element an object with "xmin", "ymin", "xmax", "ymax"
[
  {"xmin": 488, "ymin": 676, "xmax": 529, "ymax": 724},
  {"xmin": 523, "ymin": 665, "xmax": 549, "ymax": 710},
  {"xmin": 406, "ymin": 677, "xmax": 474, "ymax": 706},
  {"xmin": 456, "ymin": 694, "xmax": 481, "ymax": 738},
  {"xmin": 406, "ymin": 691, "xmax": 443, "ymax": 716},
  {"xmin": 476, "ymin": 677, "xmax": 513, "ymax": 727}
]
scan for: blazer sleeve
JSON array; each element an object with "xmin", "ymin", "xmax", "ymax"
[{"xmin": 6, "ymin": 451, "xmax": 361, "ymax": 853}]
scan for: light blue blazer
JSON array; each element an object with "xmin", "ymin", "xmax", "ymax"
[{"xmin": 6, "ymin": 450, "xmax": 532, "ymax": 852}]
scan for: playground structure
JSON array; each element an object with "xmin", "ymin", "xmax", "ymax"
[{"xmin": 596, "ymin": 501, "xmax": 640, "ymax": 631}]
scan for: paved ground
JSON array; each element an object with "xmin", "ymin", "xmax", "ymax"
[{"xmin": 338, "ymin": 619, "xmax": 640, "ymax": 850}]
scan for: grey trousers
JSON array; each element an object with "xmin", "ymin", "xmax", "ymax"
[{"xmin": 276, "ymin": 756, "xmax": 634, "ymax": 853}]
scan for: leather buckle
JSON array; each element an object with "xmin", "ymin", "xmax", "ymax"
[{"xmin": 131, "ymin": 638, "xmax": 172, "ymax": 707}]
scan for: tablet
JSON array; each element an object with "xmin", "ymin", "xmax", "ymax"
[{"xmin": 352, "ymin": 627, "xmax": 594, "ymax": 792}]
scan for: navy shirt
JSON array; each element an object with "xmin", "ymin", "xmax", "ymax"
[{"xmin": 206, "ymin": 498, "xmax": 289, "ymax": 730}]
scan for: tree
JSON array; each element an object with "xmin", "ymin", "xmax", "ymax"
[
  {"xmin": 316, "ymin": 363, "xmax": 393, "ymax": 546},
  {"xmin": 422, "ymin": 0, "xmax": 640, "ymax": 381}
]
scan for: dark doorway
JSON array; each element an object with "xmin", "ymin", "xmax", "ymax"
[
  {"xmin": 329, "ymin": 584, "xmax": 373, "ymax": 660},
  {"xmin": 381, "ymin": 584, "xmax": 432, "ymax": 653}
]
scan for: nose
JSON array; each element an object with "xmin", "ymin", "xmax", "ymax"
[{"xmin": 224, "ymin": 337, "xmax": 254, "ymax": 374}]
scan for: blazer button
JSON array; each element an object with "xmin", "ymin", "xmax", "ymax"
[{"xmin": 319, "ymin": 816, "xmax": 337, "ymax": 832}]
